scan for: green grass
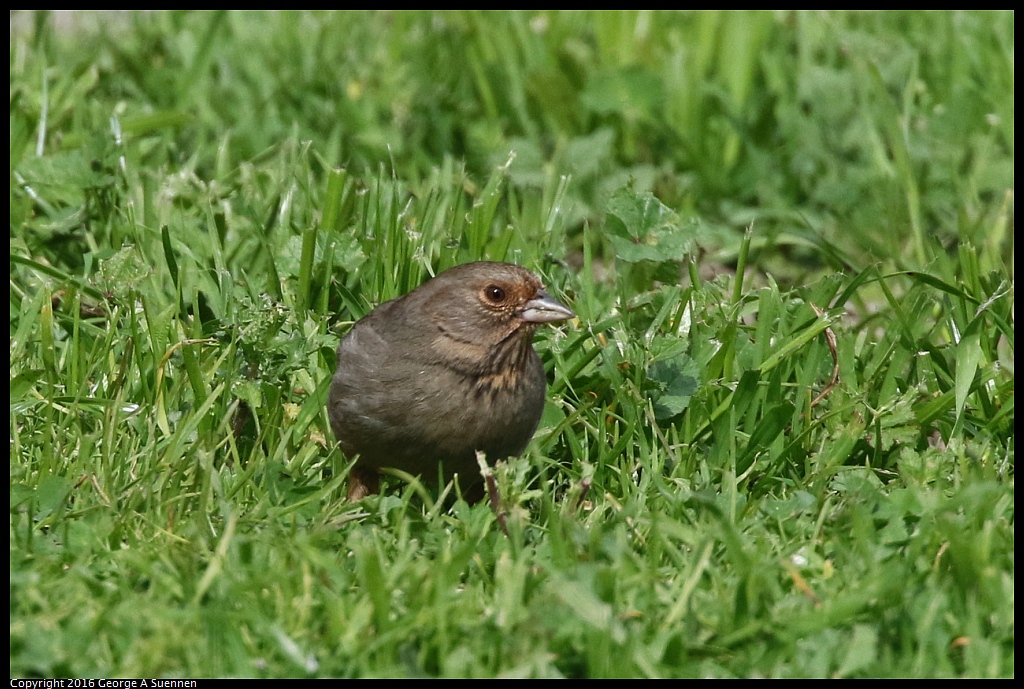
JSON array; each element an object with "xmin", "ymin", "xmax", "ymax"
[{"xmin": 10, "ymin": 10, "xmax": 1013, "ymax": 678}]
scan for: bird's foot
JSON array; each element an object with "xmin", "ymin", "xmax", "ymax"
[{"xmin": 347, "ymin": 467, "xmax": 380, "ymax": 501}]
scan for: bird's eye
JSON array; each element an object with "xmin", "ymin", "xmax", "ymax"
[{"xmin": 483, "ymin": 285, "xmax": 507, "ymax": 303}]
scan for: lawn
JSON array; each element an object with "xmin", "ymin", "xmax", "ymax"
[{"xmin": 9, "ymin": 10, "xmax": 1014, "ymax": 677}]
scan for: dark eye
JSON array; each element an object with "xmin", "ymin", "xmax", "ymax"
[{"xmin": 483, "ymin": 285, "xmax": 507, "ymax": 303}]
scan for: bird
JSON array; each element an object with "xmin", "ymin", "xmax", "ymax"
[{"xmin": 328, "ymin": 261, "xmax": 575, "ymax": 502}]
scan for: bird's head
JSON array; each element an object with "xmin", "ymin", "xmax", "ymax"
[{"xmin": 416, "ymin": 262, "xmax": 574, "ymax": 373}]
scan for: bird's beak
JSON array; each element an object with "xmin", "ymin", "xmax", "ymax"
[{"xmin": 521, "ymin": 290, "xmax": 575, "ymax": 324}]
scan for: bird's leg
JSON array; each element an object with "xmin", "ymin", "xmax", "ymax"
[
  {"xmin": 475, "ymin": 451, "xmax": 509, "ymax": 536},
  {"xmin": 485, "ymin": 473, "xmax": 510, "ymax": 537},
  {"xmin": 347, "ymin": 466, "xmax": 380, "ymax": 501}
]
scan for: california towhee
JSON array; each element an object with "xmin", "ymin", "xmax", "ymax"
[{"xmin": 329, "ymin": 262, "xmax": 575, "ymax": 502}]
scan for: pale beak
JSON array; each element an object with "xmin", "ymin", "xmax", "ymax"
[{"xmin": 521, "ymin": 290, "xmax": 575, "ymax": 324}]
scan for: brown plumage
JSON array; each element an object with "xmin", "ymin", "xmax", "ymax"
[{"xmin": 328, "ymin": 262, "xmax": 574, "ymax": 501}]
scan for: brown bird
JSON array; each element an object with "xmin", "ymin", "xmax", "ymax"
[{"xmin": 329, "ymin": 261, "xmax": 575, "ymax": 502}]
